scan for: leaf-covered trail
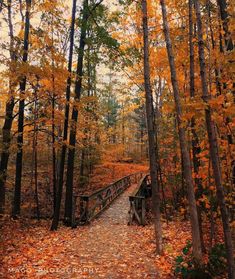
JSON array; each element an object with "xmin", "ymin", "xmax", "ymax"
[
  {"xmin": 73, "ymin": 182, "xmax": 159, "ymax": 278},
  {"xmin": 1, "ymin": 183, "xmax": 159, "ymax": 279},
  {"xmin": 1, "ymin": 181, "xmax": 194, "ymax": 279}
]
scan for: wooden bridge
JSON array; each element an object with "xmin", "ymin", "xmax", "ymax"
[{"xmin": 72, "ymin": 172, "xmax": 151, "ymax": 227}]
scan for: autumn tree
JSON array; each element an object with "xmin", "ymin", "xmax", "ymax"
[
  {"xmin": 217, "ymin": 0, "xmax": 233, "ymax": 51},
  {"xmin": 188, "ymin": 0, "xmax": 205, "ymax": 252},
  {"xmin": 12, "ymin": 0, "xmax": 32, "ymax": 217},
  {"xmin": 141, "ymin": 0, "xmax": 162, "ymax": 254},
  {"xmin": 194, "ymin": 0, "xmax": 234, "ymax": 276},
  {"xmin": 160, "ymin": 0, "xmax": 202, "ymax": 261},
  {"xmin": 52, "ymin": 0, "xmax": 104, "ymax": 230},
  {"xmin": 0, "ymin": 0, "xmax": 24, "ymax": 214},
  {"xmin": 55, "ymin": 0, "xmax": 77, "ymax": 223}
]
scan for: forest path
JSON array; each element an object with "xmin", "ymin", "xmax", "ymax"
[
  {"xmin": 64, "ymin": 183, "xmax": 158, "ymax": 279},
  {"xmin": 1, "ymin": 183, "xmax": 159, "ymax": 279}
]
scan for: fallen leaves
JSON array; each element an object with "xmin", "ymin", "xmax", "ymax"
[
  {"xmin": 154, "ymin": 221, "xmax": 191, "ymax": 278},
  {"xmin": 0, "ymin": 182, "xmax": 225, "ymax": 279}
]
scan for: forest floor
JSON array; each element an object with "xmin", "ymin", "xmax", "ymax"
[
  {"xmin": 0, "ymin": 181, "xmax": 193, "ymax": 279},
  {"xmin": 0, "ymin": 162, "xmax": 225, "ymax": 278}
]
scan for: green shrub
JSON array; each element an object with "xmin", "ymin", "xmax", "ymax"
[
  {"xmin": 207, "ymin": 243, "xmax": 227, "ymax": 276},
  {"xmin": 174, "ymin": 242, "xmax": 228, "ymax": 278},
  {"xmin": 174, "ymin": 241, "xmax": 211, "ymax": 278}
]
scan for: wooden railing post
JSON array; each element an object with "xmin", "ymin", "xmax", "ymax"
[
  {"xmin": 128, "ymin": 173, "xmax": 149, "ymax": 226},
  {"xmin": 78, "ymin": 196, "xmax": 90, "ymax": 224}
]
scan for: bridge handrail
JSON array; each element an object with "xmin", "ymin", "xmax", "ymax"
[
  {"xmin": 129, "ymin": 174, "xmax": 150, "ymax": 197},
  {"xmin": 72, "ymin": 171, "xmax": 145, "ymax": 227}
]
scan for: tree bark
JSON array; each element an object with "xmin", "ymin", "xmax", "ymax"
[
  {"xmin": 194, "ymin": 1, "xmax": 234, "ymax": 277},
  {"xmin": 141, "ymin": 0, "xmax": 163, "ymax": 254},
  {"xmin": 160, "ymin": 0, "xmax": 202, "ymax": 261},
  {"xmin": 12, "ymin": 0, "xmax": 32, "ymax": 217}
]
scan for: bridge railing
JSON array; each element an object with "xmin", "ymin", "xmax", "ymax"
[
  {"xmin": 72, "ymin": 172, "xmax": 144, "ymax": 227},
  {"xmin": 128, "ymin": 174, "xmax": 151, "ymax": 226}
]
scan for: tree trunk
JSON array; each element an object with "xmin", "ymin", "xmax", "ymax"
[
  {"xmin": 154, "ymin": 79, "xmax": 168, "ymax": 222},
  {"xmin": 141, "ymin": 0, "xmax": 163, "ymax": 254},
  {"xmin": 0, "ymin": 0, "xmax": 16, "ymax": 214},
  {"xmin": 160, "ymin": 0, "xmax": 202, "ymax": 261},
  {"xmin": 80, "ymin": 149, "xmax": 85, "ymax": 178},
  {"xmin": 34, "ymin": 129, "xmax": 39, "ymax": 220},
  {"xmin": 50, "ymin": 0, "xmax": 77, "ymax": 230},
  {"xmin": 194, "ymin": 1, "xmax": 234, "ymax": 277},
  {"xmin": 64, "ymin": 0, "xmax": 89, "ymax": 227},
  {"xmin": 217, "ymin": 0, "xmax": 233, "ymax": 51},
  {"xmin": 32, "ymin": 89, "xmax": 40, "ymax": 219},
  {"xmin": 52, "ymin": 85, "xmax": 57, "ymax": 215},
  {"xmin": 189, "ymin": 0, "xmax": 205, "ymax": 253},
  {"xmin": 12, "ymin": 0, "xmax": 31, "ymax": 217}
]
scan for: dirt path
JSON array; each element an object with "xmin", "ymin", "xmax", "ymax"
[{"xmin": 64, "ymin": 183, "xmax": 158, "ymax": 279}]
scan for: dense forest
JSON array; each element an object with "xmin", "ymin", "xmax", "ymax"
[{"xmin": 0, "ymin": 0, "xmax": 234, "ymax": 278}]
